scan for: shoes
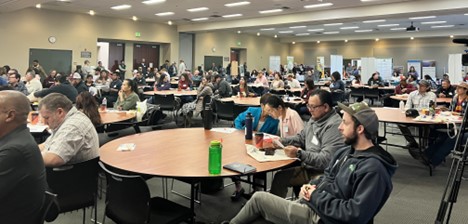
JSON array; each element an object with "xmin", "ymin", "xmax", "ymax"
[{"xmin": 231, "ymin": 188, "xmax": 245, "ymax": 201}]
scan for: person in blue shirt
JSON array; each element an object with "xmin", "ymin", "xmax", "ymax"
[{"xmin": 231, "ymin": 93, "xmax": 279, "ymax": 201}]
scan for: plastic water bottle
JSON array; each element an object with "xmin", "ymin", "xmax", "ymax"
[
  {"xmin": 245, "ymin": 112, "xmax": 253, "ymax": 140},
  {"xmin": 399, "ymin": 100, "xmax": 405, "ymax": 111},
  {"xmin": 100, "ymin": 97, "xmax": 107, "ymax": 111},
  {"xmin": 208, "ymin": 140, "xmax": 222, "ymax": 174}
]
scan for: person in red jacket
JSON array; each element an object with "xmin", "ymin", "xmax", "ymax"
[{"xmin": 394, "ymin": 78, "xmax": 416, "ymax": 94}]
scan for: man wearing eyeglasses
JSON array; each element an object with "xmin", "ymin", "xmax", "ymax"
[
  {"xmin": 269, "ymin": 89, "xmax": 345, "ymax": 198},
  {"xmin": 7, "ymin": 69, "xmax": 29, "ymax": 95}
]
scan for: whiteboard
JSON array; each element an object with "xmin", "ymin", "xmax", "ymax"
[
  {"xmin": 375, "ymin": 58, "xmax": 393, "ymax": 80},
  {"xmin": 269, "ymin": 56, "xmax": 281, "ymax": 72},
  {"xmin": 330, "ymin": 55, "xmax": 343, "ymax": 78}
]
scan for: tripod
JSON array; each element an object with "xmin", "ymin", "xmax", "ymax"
[{"xmin": 435, "ymin": 109, "xmax": 468, "ymax": 224}]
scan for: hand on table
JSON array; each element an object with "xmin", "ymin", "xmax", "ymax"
[
  {"xmin": 439, "ymin": 93, "xmax": 446, "ymax": 98},
  {"xmin": 299, "ymin": 184, "xmax": 316, "ymax": 201},
  {"xmin": 284, "ymin": 145, "xmax": 299, "ymax": 158}
]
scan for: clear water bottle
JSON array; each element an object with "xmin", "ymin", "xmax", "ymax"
[
  {"xmin": 208, "ymin": 140, "xmax": 222, "ymax": 175},
  {"xmin": 245, "ymin": 112, "xmax": 253, "ymax": 140},
  {"xmin": 100, "ymin": 97, "xmax": 107, "ymax": 111},
  {"xmin": 399, "ymin": 100, "xmax": 405, "ymax": 111}
]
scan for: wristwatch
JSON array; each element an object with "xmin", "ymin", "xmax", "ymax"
[{"xmin": 296, "ymin": 148, "xmax": 302, "ymax": 159}]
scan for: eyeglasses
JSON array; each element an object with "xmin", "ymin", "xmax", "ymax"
[{"xmin": 307, "ymin": 104, "xmax": 324, "ymax": 110}]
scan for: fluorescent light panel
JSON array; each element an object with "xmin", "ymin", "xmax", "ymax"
[
  {"xmin": 431, "ymin": 25, "xmax": 454, "ymax": 28},
  {"xmin": 355, "ymin": 29, "xmax": 373, "ymax": 32},
  {"xmin": 409, "ymin": 16, "xmax": 436, "ymax": 20},
  {"xmin": 222, "ymin": 14, "xmax": 242, "ymax": 18},
  {"xmin": 191, "ymin": 17, "xmax": 208, "ymax": 21},
  {"xmin": 421, "ymin": 21, "xmax": 446, "ymax": 25},
  {"xmin": 324, "ymin": 31, "xmax": 340, "ymax": 34},
  {"xmin": 111, "ymin": 4, "xmax": 131, "ymax": 10},
  {"xmin": 259, "ymin": 9, "xmax": 283, "ymax": 14},
  {"xmin": 225, "ymin": 1, "xmax": 250, "ymax": 7},
  {"xmin": 390, "ymin": 27, "xmax": 406, "ymax": 31},
  {"xmin": 290, "ymin": 26, "xmax": 306, "ymax": 29},
  {"xmin": 324, "ymin": 23, "xmax": 343, "ymax": 26},
  {"xmin": 304, "ymin": 3, "xmax": 333, "ymax": 9},
  {"xmin": 278, "ymin": 30, "xmax": 293, "ymax": 33},
  {"xmin": 142, "ymin": 0, "xmax": 166, "ymax": 4},
  {"xmin": 295, "ymin": 33, "xmax": 310, "ymax": 36},
  {"xmin": 308, "ymin": 28, "xmax": 324, "ymax": 32},
  {"xmin": 155, "ymin": 12, "xmax": 174, "ymax": 16},
  {"xmin": 187, "ymin": 7, "xmax": 209, "ymax": 12},
  {"xmin": 378, "ymin": 24, "xmax": 399, "ymax": 27},
  {"xmin": 260, "ymin": 28, "xmax": 275, "ymax": 31},
  {"xmin": 340, "ymin": 26, "xmax": 359, "ymax": 30},
  {"xmin": 363, "ymin": 19, "xmax": 386, "ymax": 23}
]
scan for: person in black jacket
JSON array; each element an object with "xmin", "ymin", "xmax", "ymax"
[
  {"xmin": 71, "ymin": 72, "xmax": 89, "ymax": 94},
  {"xmin": 227, "ymin": 102, "xmax": 397, "ymax": 224}
]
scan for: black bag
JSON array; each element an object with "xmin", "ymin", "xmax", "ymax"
[{"xmin": 405, "ymin": 109, "xmax": 419, "ymax": 118}]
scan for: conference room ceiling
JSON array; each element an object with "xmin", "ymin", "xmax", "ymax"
[{"xmin": 2, "ymin": 0, "xmax": 468, "ymax": 42}]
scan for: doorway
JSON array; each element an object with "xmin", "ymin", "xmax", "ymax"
[{"xmin": 133, "ymin": 44, "xmax": 160, "ymax": 71}]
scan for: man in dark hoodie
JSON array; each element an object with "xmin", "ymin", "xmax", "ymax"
[{"xmin": 227, "ymin": 102, "xmax": 397, "ymax": 224}]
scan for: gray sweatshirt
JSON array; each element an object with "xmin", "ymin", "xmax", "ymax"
[{"xmin": 280, "ymin": 110, "xmax": 345, "ymax": 171}]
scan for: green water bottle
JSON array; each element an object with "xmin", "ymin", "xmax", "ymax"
[{"xmin": 208, "ymin": 140, "xmax": 222, "ymax": 174}]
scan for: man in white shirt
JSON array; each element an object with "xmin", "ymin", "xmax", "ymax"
[
  {"xmin": 25, "ymin": 71, "xmax": 42, "ymax": 98},
  {"xmin": 287, "ymin": 74, "xmax": 301, "ymax": 88},
  {"xmin": 178, "ymin": 59, "xmax": 187, "ymax": 76}
]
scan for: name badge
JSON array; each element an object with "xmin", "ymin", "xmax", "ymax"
[
  {"xmin": 283, "ymin": 125, "xmax": 289, "ymax": 133},
  {"xmin": 311, "ymin": 135, "xmax": 319, "ymax": 145}
]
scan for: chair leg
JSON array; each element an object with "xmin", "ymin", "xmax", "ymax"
[{"xmin": 83, "ymin": 208, "xmax": 86, "ymax": 224}]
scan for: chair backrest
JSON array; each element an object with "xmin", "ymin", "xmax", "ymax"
[
  {"xmin": 214, "ymin": 99, "xmax": 235, "ymax": 121},
  {"xmin": 331, "ymin": 91, "xmax": 345, "ymax": 106},
  {"xmin": 46, "ymin": 157, "xmax": 99, "ymax": 213},
  {"xmin": 98, "ymin": 162, "xmax": 151, "ymax": 224},
  {"xmin": 37, "ymin": 191, "xmax": 57, "ymax": 224},
  {"xmin": 153, "ymin": 93, "xmax": 176, "ymax": 111}
]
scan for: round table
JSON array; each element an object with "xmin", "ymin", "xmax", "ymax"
[
  {"xmin": 390, "ymin": 95, "xmax": 452, "ymax": 104},
  {"xmin": 219, "ymin": 97, "xmax": 260, "ymax": 106},
  {"xmin": 143, "ymin": 90, "xmax": 198, "ymax": 96},
  {"xmin": 100, "ymin": 111, "xmax": 136, "ymax": 124}
]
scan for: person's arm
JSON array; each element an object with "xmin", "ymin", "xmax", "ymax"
[
  {"xmin": 119, "ymin": 93, "xmax": 139, "ymax": 110},
  {"xmin": 42, "ymin": 152, "xmax": 65, "ymax": 167},
  {"xmin": 288, "ymin": 110, "xmax": 305, "ymax": 136},
  {"xmin": 42, "ymin": 124, "xmax": 85, "ymax": 167},
  {"xmin": 34, "ymin": 86, "xmax": 54, "ymax": 98},
  {"xmin": 0, "ymin": 149, "xmax": 21, "ymax": 199},
  {"xmin": 280, "ymin": 125, "xmax": 306, "ymax": 148},
  {"xmin": 234, "ymin": 109, "xmax": 249, "ymax": 129},
  {"xmin": 406, "ymin": 84, "xmax": 417, "ymax": 93},
  {"xmin": 405, "ymin": 93, "xmax": 414, "ymax": 109}
]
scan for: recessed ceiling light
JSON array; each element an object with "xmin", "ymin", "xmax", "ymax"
[
  {"xmin": 450, "ymin": 35, "xmax": 454, "ymax": 38},
  {"xmin": 344, "ymin": 40, "xmax": 348, "ymax": 43},
  {"xmin": 295, "ymin": 33, "xmax": 310, "ymax": 36},
  {"xmin": 142, "ymin": 0, "xmax": 166, "ymax": 5},
  {"xmin": 323, "ymin": 31, "xmax": 340, "ymax": 34},
  {"xmin": 168, "ymin": 21, "xmax": 173, "ymax": 25},
  {"xmin": 409, "ymin": 16, "xmax": 436, "ymax": 20},
  {"xmin": 292, "ymin": 42, "xmax": 296, "ymax": 44},
  {"xmin": 340, "ymin": 26, "xmax": 359, "ymax": 30},
  {"xmin": 35, "ymin": 4, "xmax": 41, "ymax": 8},
  {"xmin": 191, "ymin": 17, "xmax": 208, "ymax": 21},
  {"xmin": 378, "ymin": 24, "xmax": 399, "ymax": 27},
  {"xmin": 111, "ymin": 4, "xmax": 132, "ymax": 10},
  {"xmin": 431, "ymin": 25, "xmax": 454, "ymax": 28},
  {"xmin": 279, "ymin": 30, "xmax": 293, "ymax": 33},
  {"xmin": 259, "ymin": 9, "xmax": 283, "ymax": 14},
  {"xmin": 225, "ymin": 1, "xmax": 250, "ymax": 7},
  {"xmin": 155, "ymin": 12, "xmax": 174, "ymax": 16},
  {"xmin": 89, "ymin": 10, "xmax": 95, "ymax": 16},
  {"xmin": 361, "ymin": 0, "xmax": 381, "ymax": 2},
  {"xmin": 274, "ymin": 35, "xmax": 278, "ymax": 38},
  {"xmin": 363, "ymin": 19, "xmax": 386, "ymax": 23},
  {"xmin": 187, "ymin": 7, "xmax": 209, "ymax": 12},
  {"xmin": 324, "ymin": 23, "xmax": 343, "ymax": 26},
  {"xmin": 257, "ymin": 32, "xmax": 260, "ymax": 36},
  {"xmin": 308, "ymin": 28, "xmax": 324, "ymax": 32},
  {"xmin": 421, "ymin": 21, "xmax": 446, "ymax": 25},
  {"xmin": 410, "ymin": 37, "xmax": 414, "ymax": 40},
  {"xmin": 390, "ymin": 27, "xmax": 406, "ymax": 31},
  {"xmin": 132, "ymin": 16, "xmax": 138, "ymax": 21},
  {"xmin": 290, "ymin": 26, "xmax": 306, "ymax": 29},
  {"xmin": 304, "ymin": 3, "xmax": 333, "ymax": 9},
  {"xmin": 222, "ymin": 14, "xmax": 242, "ymax": 18},
  {"xmin": 355, "ymin": 29, "xmax": 373, "ymax": 33},
  {"xmin": 375, "ymin": 38, "xmax": 379, "ymax": 41},
  {"xmin": 317, "ymin": 41, "xmax": 320, "ymax": 44},
  {"xmin": 237, "ymin": 30, "xmax": 241, "ymax": 34},
  {"xmin": 260, "ymin": 28, "xmax": 275, "ymax": 31}
]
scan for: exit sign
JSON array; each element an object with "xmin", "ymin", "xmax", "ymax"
[{"xmin": 135, "ymin": 32, "xmax": 141, "ymax": 37}]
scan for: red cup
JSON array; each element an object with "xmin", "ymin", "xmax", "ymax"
[{"xmin": 31, "ymin": 112, "xmax": 39, "ymax": 125}]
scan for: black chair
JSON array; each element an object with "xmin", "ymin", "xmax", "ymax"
[
  {"xmin": 363, "ymin": 88, "xmax": 381, "ymax": 105},
  {"xmin": 153, "ymin": 93, "xmax": 178, "ymax": 120},
  {"xmin": 46, "ymin": 157, "xmax": 100, "ymax": 224},
  {"xmin": 331, "ymin": 90, "xmax": 345, "ymax": 106},
  {"xmin": 350, "ymin": 86, "xmax": 365, "ymax": 102},
  {"xmin": 270, "ymin": 89, "xmax": 287, "ymax": 96},
  {"xmin": 37, "ymin": 191, "xmax": 57, "ymax": 224},
  {"xmin": 99, "ymin": 162, "xmax": 192, "ymax": 224},
  {"xmin": 214, "ymin": 99, "xmax": 235, "ymax": 126}
]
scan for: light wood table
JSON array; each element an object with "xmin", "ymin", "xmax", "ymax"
[
  {"xmin": 100, "ymin": 111, "xmax": 136, "ymax": 124},
  {"xmin": 390, "ymin": 95, "xmax": 452, "ymax": 104},
  {"xmin": 219, "ymin": 97, "xmax": 260, "ymax": 106},
  {"xmin": 143, "ymin": 90, "xmax": 198, "ymax": 96}
]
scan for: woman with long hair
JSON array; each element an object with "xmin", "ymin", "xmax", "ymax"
[
  {"xmin": 295, "ymin": 78, "xmax": 315, "ymax": 115},
  {"xmin": 178, "ymin": 72, "xmax": 193, "ymax": 90},
  {"xmin": 233, "ymin": 77, "xmax": 255, "ymax": 97},
  {"xmin": 114, "ymin": 79, "xmax": 140, "ymax": 110},
  {"xmin": 75, "ymin": 91, "xmax": 102, "ymax": 126},
  {"xmin": 156, "ymin": 73, "xmax": 171, "ymax": 90}
]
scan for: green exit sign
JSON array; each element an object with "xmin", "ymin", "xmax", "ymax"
[{"xmin": 135, "ymin": 32, "xmax": 141, "ymax": 37}]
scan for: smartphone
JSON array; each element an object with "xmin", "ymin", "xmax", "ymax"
[{"xmin": 265, "ymin": 148, "xmax": 276, "ymax": 156}]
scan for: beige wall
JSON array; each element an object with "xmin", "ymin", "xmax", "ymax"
[
  {"xmin": 194, "ymin": 31, "xmax": 289, "ymax": 71},
  {"xmin": 0, "ymin": 8, "xmax": 178, "ymax": 77},
  {"xmin": 289, "ymin": 38, "xmax": 466, "ymax": 77}
]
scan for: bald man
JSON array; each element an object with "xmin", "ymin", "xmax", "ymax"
[{"xmin": 0, "ymin": 91, "xmax": 47, "ymax": 223}]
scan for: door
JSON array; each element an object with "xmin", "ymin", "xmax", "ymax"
[
  {"xmin": 133, "ymin": 44, "xmax": 160, "ymax": 70},
  {"xmin": 108, "ymin": 42, "xmax": 125, "ymax": 73}
]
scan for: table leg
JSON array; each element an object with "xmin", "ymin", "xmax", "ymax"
[{"xmin": 418, "ymin": 126, "xmax": 432, "ymax": 176}]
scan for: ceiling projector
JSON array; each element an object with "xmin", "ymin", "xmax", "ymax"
[{"xmin": 406, "ymin": 22, "xmax": 419, "ymax": 32}]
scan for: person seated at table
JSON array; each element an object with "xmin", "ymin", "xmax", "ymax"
[
  {"xmin": 155, "ymin": 73, "xmax": 171, "ymax": 91},
  {"xmin": 407, "ymin": 74, "xmax": 417, "ymax": 86},
  {"xmin": 105, "ymin": 71, "xmax": 122, "ymax": 107},
  {"xmin": 179, "ymin": 77, "xmax": 214, "ymax": 127},
  {"xmin": 295, "ymin": 78, "xmax": 316, "ymax": 116},
  {"xmin": 38, "ymin": 93, "xmax": 99, "ymax": 167},
  {"xmin": 7, "ymin": 70, "xmax": 29, "ymax": 95},
  {"xmin": 33, "ymin": 73, "xmax": 78, "ymax": 103},
  {"xmin": 442, "ymin": 73, "xmax": 450, "ymax": 81},
  {"xmin": 113, "ymin": 79, "xmax": 140, "ymax": 111},
  {"xmin": 329, "ymin": 71, "xmax": 345, "ymax": 92},
  {"xmin": 192, "ymin": 70, "xmax": 203, "ymax": 87},
  {"xmin": 270, "ymin": 72, "xmax": 284, "ymax": 90},
  {"xmin": 367, "ymin": 72, "xmax": 384, "ymax": 87},
  {"xmin": 264, "ymin": 95, "xmax": 304, "ymax": 138},
  {"xmin": 351, "ymin": 74, "xmax": 362, "ymax": 86},
  {"xmin": 43, "ymin": 69, "xmax": 58, "ymax": 88},
  {"xmin": 231, "ymin": 93, "xmax": 279, "ymax": 200},
  {"xmin": 95, "ymin": 69, "xmax": 110, "ymax": 85},
  {"xmin": 0, "ymin": 91, "xmax": 48, "ymax": 224},
  {"xmin": 76, "ymin": 91, "xmax": 102, "ymax": 127},
  {"xmin": 436, "ymin": 79, "xmax": 455, "ymax": 98},
  {"xmin": 286, "ymin": 73, "xmax": 301, "ymax": 89},
  {"xmin": 398, "ymin": 80, "xmax": 436, "ymax": 159},
  {"xmin": 394, "ymin": 77, "xmax": 416, "ymax": 94},
  {"xmin": 24, "ymin": 71, "xmax": 42, "ymax": 98},
  {"xmin": 133, "ymin": 70, "xmax": 147, "ymax": 87},
  {"xmin": 232, "ymin": 77, "xmax": 255, "ymax": 97},
  {"xmin": 85, "ymin": 74, "xmax": 95, "ymax": 88},
  {"xmin": 270, "ymin": 90, "xmax": 345, "ymax": 198},
  {"xmin": 71, "ymin": 72, "xmax": 89, "ymax": 94},
  {"xmin": 407, "ymin": 66, "xmax": 419, "ymax": 79},
  {"xmin": 178, "ymin": 72, "xmax": 192, "ymax": 90},
  {"xmin": 213, "ymin": 74, "xmax": 232, "ymax": 98},
  {"xmin": 254, "ymin": 71, "xmax": 269, "ymax": 88},
  {"xmin": 423, "ymin": 74, "xmax": 438, "ymax": 90},
  {"xmin": 225, "ymin": 102, "xmax": 396, "ymax": 224},
  {"xmin": 424, "ymin": 82, "xmax": 468, "ymax": 167}
]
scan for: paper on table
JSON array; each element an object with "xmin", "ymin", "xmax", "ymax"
[
  {"xmin": 246, "ymin": 144, "xmax": 296, "ymax": 162},
  {"xmin": 210, "ymin": 128, "xmax": 237, "ymax": 134},
  {"xmin": 413, "ymin": 115, "xmax": 461, "ymax": 123},
  {"xmin": 28, "ymin": 124, "xmax": 48, "ymax": 133},
  {"xmin": 117, "ymin": 143, "xmax": 136, "ymax": 151}
]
